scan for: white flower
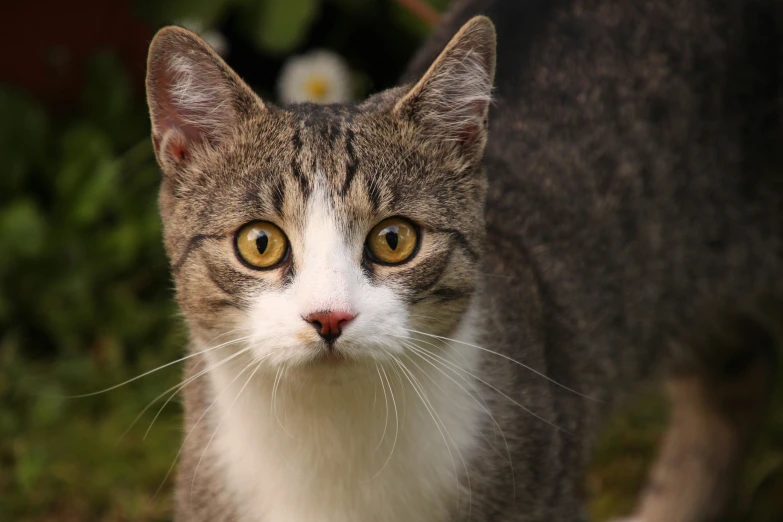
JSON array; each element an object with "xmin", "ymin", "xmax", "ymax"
[
  {"xmin": 177, "ymin": 19, "xmax": 229, "ymax": 57},
  {"xmin": 277, "ymin": 50, "xmax": 352, "ymax": 105}
]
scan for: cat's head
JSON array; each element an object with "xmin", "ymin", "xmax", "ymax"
[{"xmin": 146, "ymin": 17, "xmax": 496, "ymax": 370}]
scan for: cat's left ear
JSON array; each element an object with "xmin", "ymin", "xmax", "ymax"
[
  {"xmin": 394, "ymin": 16, "xmax": 496, "ymax": 156},
  {"xmin": 146, "ymin": 26, "xmax": 264, "ymax": 171}
]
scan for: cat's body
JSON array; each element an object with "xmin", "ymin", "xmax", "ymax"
[{"xmin": 146, "ymin": 1, "xmax": 782, "ymax": 521}]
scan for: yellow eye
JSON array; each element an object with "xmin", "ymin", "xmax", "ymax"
[
  {"xmin": 235, "ymin": 221, "xmax": 289, "ymax": 269},
  {"xmin": 366, "ymin": 217, "xmax": 419, "ymax": 265}
]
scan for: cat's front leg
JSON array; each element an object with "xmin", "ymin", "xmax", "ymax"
[{"xmin": 613, "ymin": 305, "xmax": 779, "ymax": 522}]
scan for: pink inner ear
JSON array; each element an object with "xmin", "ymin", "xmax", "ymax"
[
  {"xmin": 148, "ymin": 29, "xmax": 264, "ymax": 168},
  {"xmin": 455, "ymin": 101, "xmax": 488, "ymax": 148},
  {"xmin": 457, "ymin": 124, "xmax": 480, "ymax": 148},
  {"xmin": 168, "ymin": 135, "xmax": 189, "ymax": 161},
  {"xmin": 152, "ymin": 112, "xmax": 194, "ymax": 164},
  {"xmin": 150, "ymin": 93, "xmax": 212, "ymax": 164}
]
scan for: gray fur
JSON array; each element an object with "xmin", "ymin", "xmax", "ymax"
[{"xmin": 146, "ymin": 1, "xmax": 783, "ymax": 520}]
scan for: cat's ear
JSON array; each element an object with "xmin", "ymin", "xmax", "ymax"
[
  {"xmin": 394, "ymin": 16, "xmax": 496, "ymax": 155},
  {"xmin": 146, "ymin": 26, "xmax": 263, "ymax": 170}
]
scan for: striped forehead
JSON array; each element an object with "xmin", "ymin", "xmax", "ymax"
[{"xmin": 274, "ymin": 104, "xmax": 382, "ymax": 216}]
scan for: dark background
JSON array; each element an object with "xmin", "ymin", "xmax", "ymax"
[{"xmin": 1, "ymin": 1, "xmax": 781, "ymax": 520}]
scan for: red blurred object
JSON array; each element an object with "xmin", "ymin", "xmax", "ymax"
[
  {"xmin": 0, "ymin": 0, "xmax": 152, "ymax": 108},
  {"xmin": 396, "ymin": 0, "xmax": 441, "ymax": 27}
]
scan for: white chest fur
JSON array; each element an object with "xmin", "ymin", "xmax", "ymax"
[{"xmin": 203, "ymin": 326, "xmax": 484, "ymax": 522}]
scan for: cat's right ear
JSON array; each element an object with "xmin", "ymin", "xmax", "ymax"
[
  {"xmin": 146, "ymin": 27, "xmax": 263, "ymax": 172},
  {"xmin": 394, "ymin": 16, "xmax": 496, "ymax": 158}
]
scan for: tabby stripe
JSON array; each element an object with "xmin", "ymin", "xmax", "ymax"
[
  {"xmin": 341, "ymin": 128, "xmax": 358, "ymax": 197},
  {"xmin": 172, "ymin": 234, "xmax": 223, "ymax": 273},
  {"xmin": 203, "ymin": 298, "xmax": 244, "ymax": 312},
  {"xmin": 365, "ymin": 174, "xmax": 382, "ymax": 210},
  {"xmin": 205, "ymin": 259, "xmax": 276, "ymax": 302},
  {"xmin": 411, "ymin": 287, "xmax": 471, "ymax": 304},
  {"xmin": 291, "ymin": 128, "xmax": 310, "ymax": 197},
  {"xmin": 410, "ymin": 248, "xmax": 454, "ymax": 296},
  {"xmin": 320, "ymin": 120, "xmax": 340, "ymax": 146},
  {"xmin": 360, "ymin": 257, "xmax": 376, "ymax": 282},
  {"xmin": 434, "ymin": 228, "xmax": 479, "ymax": 261},
  {"xmin": 271, "ymin": 175, "xmax": 286, "ymax": 216},
  {"xmin": 431, "ymin": 287, "xmax": 471, "ymax": 301},
  {"xmin": 205, "ymin": 262, "xmax": 241, "ymax": 299},
  {"xmin": 282, "ymin": 264, "xmax": 297, "ymax": 287}
]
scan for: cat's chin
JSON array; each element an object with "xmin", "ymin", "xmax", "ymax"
[
  {"xmin": 273, "ymin": 349, "xmax": 384, "ymax": 384},
  {"xmin": 310, "ymin": 348, "xmax": 349, "ymax": 366}
]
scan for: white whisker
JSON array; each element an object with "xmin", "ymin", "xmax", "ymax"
[
  {"xmin": 387, "ymin": 358, "xmax": 408, "ymax": 413},
  {"xmin": 271, "ymin": 366, "xmax": 294, "ymax": 438},
  {"xmin": 67, "ymin": 332, "xmax": 252, "ymax": 398},
  {"xmin": 398, "ymin": 335, "xmax": 488, "ymax": 411},
  {"xmin": 374, "ymin": 363, "xmax": 390, "ymax": 451},
  {"xmin": 364, "ymin": 364, "xmax": 400, "ymax": 482},
  {"xmin": 138, "ymin": 346, "xmax": 253, "ymax": 442},
  {"xmin": 392, "ymin": 357, "xmax": 467, "ymax": 514},
  {"xmin": 154, "ymin": 349, "xmax": 272, "ymax": 500},
  {"xmin": 191, "ymin": 358, "xmax": 264, "ymax": 496},
  {"xmin": 401, "ymin": 340, "xmax": 510, "ymax": 452},
  {"xmin": 399, "ymin": 352, "xmax": 473, "ymax": 519},
  {"xmin": 401, "ymin": 340, "xmax": 515, "ymax": 498},
  {"xmin": 400, "ymin": 334, "xmax": 568, "ymax": 433},
  {"xmin": 407, "ymin": 329, "xmax": 600, "ymax": 401},
  {"xmin": 117, "ymin": 338, "xmax": 252, "ymax": 443}
]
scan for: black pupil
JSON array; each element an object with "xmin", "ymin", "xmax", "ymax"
[
  {"xmin": 255, "ymin": 232, "xmax": 269, "ymax": 254},
  {"xmin": 385, "ymin": 227, "xmax": 399, "ymax": 250}
]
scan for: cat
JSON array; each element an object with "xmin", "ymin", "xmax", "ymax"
[{"xmin": 145, "ymin": 0, "xmax": 782, "ymax": 521}]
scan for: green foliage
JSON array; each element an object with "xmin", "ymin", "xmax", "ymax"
[
  {"xmin": 135, "ymin": 0, "xmax": 450, "ymax": 56},
  {"xmin": 137, "ymin": 0, "xmax": 324, "ymax": 55},
  {"xmin": 247, "ymin": 0, "xmax": 321, "ymax": 55},
  {"xmin": 0, "ymin": 52, "xmax": 184, "ymax": 520},
  {"xmin": 0, "ymin": 77, "xmax": 172, "ymax": 358}
]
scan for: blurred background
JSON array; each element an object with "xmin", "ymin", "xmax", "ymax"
[{"xmin": 0, "ymin": 1, "xmax": 781, "ymax": 520}]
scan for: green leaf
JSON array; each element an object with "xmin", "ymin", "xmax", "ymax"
[
  {"xmin": 56, "ymin": 124, "xmax": 119, "ymax": 225},
  {"xmin": 14, "ymin": 440, "xmax": 46, "ymax": 494},
  {"xmin": 247, "ymin": 0, "xmax": 320, "ymax": 55},
  {"xmin": 0, "ymin": 199, "xmax": 47, "ymax": 260},
  {"xmin": 72, "ymin": 157, "xmax": 120, "ymax": 225},
  {"xmin": 30, "ymin": 391, "xmax": 66, "ymax": 427}
]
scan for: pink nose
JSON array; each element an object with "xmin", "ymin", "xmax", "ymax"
[{"xmin": 304, "ymin": 311, "xmax": 355, "ymax": 344}]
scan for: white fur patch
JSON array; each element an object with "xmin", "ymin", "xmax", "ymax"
[{"xmin": 199, "ymin": 186, "xmax": 485, "ymax": 522}]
